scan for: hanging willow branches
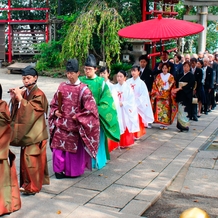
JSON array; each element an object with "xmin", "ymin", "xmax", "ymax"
[{"xmin": 60, "ymin": 0, "xmax": 124, "ymax": 68}]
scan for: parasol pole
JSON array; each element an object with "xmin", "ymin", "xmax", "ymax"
[{"xmin": 160, "ymin": 39, "xmax": 163, "ymax": 54}]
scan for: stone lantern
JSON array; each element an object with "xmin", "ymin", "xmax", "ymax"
[{"xmin": 122, "ymin": 40, "xmax": 149, "ymax": 64}]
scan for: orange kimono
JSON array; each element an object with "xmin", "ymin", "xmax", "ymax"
[
  {"xmin": 10, "ymin": 85, "xmax": 50, "ymax": 194},
  {"xmin": 151, "ymin": 73, "xmax": 177, "ymax": 125},
  {"xmin": 0, "ymin": 100, "xmax": 21, "ymax": 215}
]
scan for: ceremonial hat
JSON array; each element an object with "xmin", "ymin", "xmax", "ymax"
[
  {"xmin": 180, "ymin": 207, "xmax": 210, "ymax": 218},
  {"xmin": 66, "ymin": 58, "xmax": 79, "ymax": 72},
  {"xmin": 22, "ymin": 65, "xmax": 38, "ymax": 76},
  {"xmin": 85, "ymin": 54, "xmax": 97, "ymax": 68}
]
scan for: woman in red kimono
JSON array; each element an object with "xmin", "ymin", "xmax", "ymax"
[
  {"xmin": 151, "ymin": 63, "xmax": 177, "ymax": 130},
  {"xmin": 0, "ymin": 85, "xmax": 21, "ymax": 215}
]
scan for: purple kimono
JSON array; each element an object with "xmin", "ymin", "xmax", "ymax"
[{"xmin": 49, "ymin": 80, "xmax": 100, "ymax": 177}]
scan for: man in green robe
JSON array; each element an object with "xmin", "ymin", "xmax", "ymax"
[{"xmin": 80, "ymin": 54, "xmax": 120, "ymax": 169}]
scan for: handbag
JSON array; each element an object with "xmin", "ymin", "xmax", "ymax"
[
  {"xmin": 179, "ymin": 82, "xmax": 188, "ymax": 88},
  {"xmin": 192, "ymin": 97, "xmax": 198, "ymax": 104}
]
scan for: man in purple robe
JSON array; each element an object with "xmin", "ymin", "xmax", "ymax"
[{"xmin": 49, "ymin": 58, "xmax": 100, "ymax": 179}]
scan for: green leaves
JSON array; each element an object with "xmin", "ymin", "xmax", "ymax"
[
  {"xmin": 60, "ymin": 0, "xmax": 124, "ymax": 68},
  {"xmin": 35, "ymin": 41, "xmax": 62, "ymax": 71}
]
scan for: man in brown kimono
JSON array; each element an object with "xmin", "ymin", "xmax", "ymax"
[
  {"xmin": 0, "ymin": 85, "xmax": 21, "ymax": 215},
  {"xmin": 9, "ymin": 66, "xmax": 49, "ymax": 195}
]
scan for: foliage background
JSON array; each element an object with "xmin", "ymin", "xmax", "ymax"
[{"xmin": 0, "ymin": 0, "xmax": 217, "ymax": 73}]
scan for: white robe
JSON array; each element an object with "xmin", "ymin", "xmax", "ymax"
[
  {"xmin": 105, "ymin": 80, "xmax": 123, "ymax": 135},
  {"xmin": 113, "ymin": 82, "xmax": 139, "ymax": 134},
  {"xmin": 126, "ymin": 76, "xmax": 154, "ymax": 126},
  {"xmin": 105, "ymin": 80, "xmax": 114, "ymax": 92}
]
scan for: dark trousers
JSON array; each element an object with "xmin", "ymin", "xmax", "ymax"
[
  {"xmin": 204, "ymin": 87, "xmax": 211, "ymax": 113},
  {"xmin": 210, "ymin": 85, "xmax": 216, "ymax": 108},
  {"xmin": 190, "ymin": 103, "xmax": 198, "ymax": 119},
  {"xmin": 186, "ymin": 103, "xmax": 192, "ymax": 119}
]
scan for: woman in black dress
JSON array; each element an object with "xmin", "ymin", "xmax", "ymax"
[{"xmin": 173, "ymin": 61, "xmax": 195, "ymax": 131}]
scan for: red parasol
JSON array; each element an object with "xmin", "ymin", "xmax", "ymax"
[{"xmin": 118, "ymin": 14, "xmax": 204, "ymax": 40}]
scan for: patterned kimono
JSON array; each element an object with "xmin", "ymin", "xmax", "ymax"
[
  {"xmin": 151, "ymin": 73, "xmax": 177, "ymax": 125},
  {"xmin": 49, "ymin": 80, "xmax": 100, "ymax": 177},
  {"xmin": 113, "ymin": 82, "xmax": 139, "ymax": 147},
  {"xmin": 0, "ymin": 100, "xmax": 21, "ymax": 215},
  {"xmin": 80, "ymin": 75, "xmax": 120, "ymax": 169},
  {"xmin": 126, "ymin": 76, "xmax": 154, "ymax": 138},
  {"xmin": 10, "ymin": 85, "xmax": 50, "ymax": 193}
]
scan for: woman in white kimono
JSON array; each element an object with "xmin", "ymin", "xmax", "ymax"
[
  {"xmin": 99, "ymin": 67, "xmax": 122, "ymax": 151},
  {"xmin": 126, "ymin": 65, "xmax": 154, "ymax": 138},
  {"xmin": 113, "ymin": 70, "xmax": 139, "ymax": 148}
]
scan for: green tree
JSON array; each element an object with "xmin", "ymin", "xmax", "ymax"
[{"xmin": 60, "ymin": 0, "xmax": 124, "ymax": 68}]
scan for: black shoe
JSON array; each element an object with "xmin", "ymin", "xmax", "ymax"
[
  {"xmin": 193, "ymin": 117, "xmax": 198, "ymax": 121},
  {"xmin": 205, "ymin": 112, "xmax": 208, "ymax": 115},
  {"xmin": 197, "ymin": 115, "xmax": 201, "ymax": 118},
  {"xmin": 55, "ymin": 172, "xmax": 66, "ymax": 179},
  {"xmin": 177, "ymin": 122, "xmax": 189, "ymax": 132},
  {"xmin": 180, "ymin": 128, "xmax": 189, "ymax": 132}
]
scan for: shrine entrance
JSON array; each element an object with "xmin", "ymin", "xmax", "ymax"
[
  {"xmin": 140, "ymin": 0, "xmax": 179, "ymax": 68},
  {"xmin": 0, "ymin": 0, "xmax": 49, "ymax": 63}
]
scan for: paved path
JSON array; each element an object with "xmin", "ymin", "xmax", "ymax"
[{"xmin": 1, "ymin": 68, "xmax": 218, "ymax": 217}]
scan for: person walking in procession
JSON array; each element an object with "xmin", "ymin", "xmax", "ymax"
[
  {"xmin": 99, "ymin": 67, "xmax": 122, "ymax": 152},
  {"xmin": 151, "ymin": 63, "xmax": 177, "ymax": 130},
  {"xmin": 9, "ymin": 66, "xmax": 50, "ymax": 195},
  {"xmin": 138, "ymin": 55, "xmax": 154, "ymax": 94},
  {"xmin": 174, "ymin": 61, "xmax": 195, "ymax": 131},
  {"xmin": 80, "ymin": 54, "xmax": 120, "ymax": 169},
  {"xmin": 126, "ymin": 64, "xmax": 154, "ymax": 138},
  {"xmin": 49, "ymin": 58, "xmax": 100, "ymax": 179},
  {"xmin": 114, "ymin": 70, "xmax": 139, "ymax": 147},
  {"xmin": 0, "ymin": 85, "xmax": 21, "ymax": 215}
]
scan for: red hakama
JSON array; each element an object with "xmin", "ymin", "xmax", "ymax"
[{"xmin": 134, "ymin": 115, "xmax": 146, "ymax": 139}]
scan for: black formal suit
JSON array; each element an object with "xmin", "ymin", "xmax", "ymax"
[
  {"xmin": 140, "ymin": 67, "xmax": 154, "ymax": 93},
  {"xmin": 211, "ymin": 62, "xmax": 218, "ymax": 84},
  {"xmin": 190, "ymin": 67, "xmax": 203, "ymax": 120},
  {"xmin": 174, "ymin": 62, "xmax": 183, "ymax": 76},
  {"xmin": 204, "ymin": 66, "xmax": 214, "ymax": 113},
  {"xmin": 153, "ymin": 60, "xmax": 176, "ymax": 78},
  {"xmin": 210, "ymin": 62, "xmax": 218, "ymax": 108},
  {"xmin": 204, "ymin": 66, "xmax": 214, "ymax": 89}
]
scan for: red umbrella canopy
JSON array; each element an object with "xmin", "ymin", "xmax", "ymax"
[{"xmin": 118, "ymin": 14, "xmax": 204, "ymax": 40}]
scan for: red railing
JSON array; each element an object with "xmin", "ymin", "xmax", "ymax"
[
  {"xmin": 0, "ymin": 0, "xmax": 49, "ymax": 62},
  {"xmin": 141, "ymin": 0, "xmax": 178, "ymax": 68}
]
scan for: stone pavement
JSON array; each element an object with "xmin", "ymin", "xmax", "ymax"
[{"xmin": 1, "ymin": 68, "xmax": 218, "ymax": 218}]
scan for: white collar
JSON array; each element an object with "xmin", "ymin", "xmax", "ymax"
[
  {"xmin": 132, "ymin": 76, "xmax": 140, "ymax": 81},
  {"xmin": 66, "ymin": 78, "xmax": 80, "ymax": 85},
  {"xmin": 162, "ymin": 60, "xmax": 168, "ymax": 63}
]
